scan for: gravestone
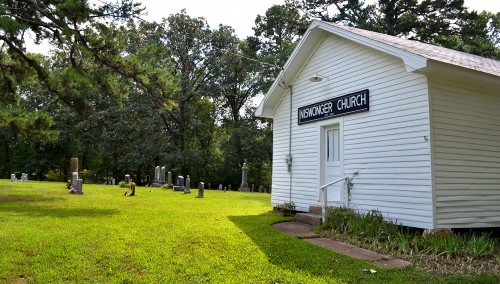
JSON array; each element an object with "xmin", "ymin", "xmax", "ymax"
[
  {"xmin": 224, "ymin": 186, "xmax": 226, "ymax": 193},
  {"xmin": 174, "ymin": 176, "xmax": 185, "ymax": 191},
  {"xmin": 239, "ymin": 163, "xmax": 250, "ymax": 192},
  {"xmin": 125, "ymin": 174, "xmax": 131, "ymax": 183},
  {"xmin": 197, "ymin": 182, "xmax": 204, "ymax": 198},
  {"xmin": 259, "ymin": 186, "xmax": 263, "ymax": 193},
  {"xmin": 152, "ymin": 166, "xmax": 163, "ymax": 187},
  {"xmin": 75, "ymin": 179, "xmax": 83, "ymax": 194},
  {"xmin": 10, "ymin": 174, "xmax": 16, "ymax": 182},
  {"xmin": 184, "ymin": 175, "xmax": 191, "ymax": 194},
  {"xmin": 160, "ymin": 166, "xmax": 166, "ymax": 184},
  {"xmin": 154, "ymin": 166, "xmax": 160, "ymax": 183},
  {"xmin": 228, "ymin": 184, "xmax": 231, "ymax": 191},
  {"xmin": 111, "ymin": 178, "xmax": 116, "ymax": 185},
  {"xmin": 72, "ymin": 172, "xmax": 78, "ymax": 188},
  {"xmin": 208, "ymin": 183, "xmax": 211, "ymax": 190},
  {"xmin": 167, "ymin": 171, "xmax": 173, "ymax": 188},
  {"xmin": 218, "ymin": 184, "xmax": 223, "ymax": 191}
]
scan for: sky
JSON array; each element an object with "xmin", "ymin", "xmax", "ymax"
[
  {"xmin": 138, "ymin": 0, "xmax": 500, "ymax": 39},
  {"xmin": 138, "ymin": 0, "xmax": 283, "ymax": 38},
  {"xmin": 25, "ymin": 0, "xmax": 500, "ymax": 53}
]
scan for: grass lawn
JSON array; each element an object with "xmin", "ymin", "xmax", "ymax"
[{"xmin": 0, "ymin": 180, "xmax": 498, "ymax": 283}]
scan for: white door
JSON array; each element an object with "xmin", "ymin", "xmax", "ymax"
[{"xmin": 323, "ymin": 127, "xmax": 342, "ymax": 205}]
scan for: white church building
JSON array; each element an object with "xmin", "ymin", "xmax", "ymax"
[{"xmin": 255, "ymin": 20, "xmax": 500, "ymax": 229}]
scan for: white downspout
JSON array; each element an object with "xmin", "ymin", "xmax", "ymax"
[{"xmin": 288, "ymin": 85, "xmax": 293, "ymax": 203}]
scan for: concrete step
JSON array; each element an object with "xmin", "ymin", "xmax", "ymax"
[
  {"xmin": 309, "ymin": 205, "xmax": 323, "ymax": 215},
  {"xmin": 296, "ymin": 212, "xmax": 322, "ymax": 226}
]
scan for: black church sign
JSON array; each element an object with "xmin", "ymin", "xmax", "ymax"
[{"xmin": 298, "ymin": 89, "xmax": 369, "ymax": 125}]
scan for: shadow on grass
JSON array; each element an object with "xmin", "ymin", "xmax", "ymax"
[
  {"xmin": 0, "ymin": 202, "xmax": 119, "ymax": 218},
  {"xmin": 229, "ymin": 213, "xmax": 378, "ymax": 282},
  {"xmin": 229, "ymin": 214, "xmax": 498, "ymax": 284},
  {"xmin": 0, "ymin": 194, "xmax": 61, "ymax": 203}
]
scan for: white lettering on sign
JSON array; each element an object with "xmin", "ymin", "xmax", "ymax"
[
  {"xmin": 298, "ymin": 102, "xmax": 333, "ymax": 120},
  {"xmin": 336, "ymin": 93, "xmax": 367, "ymax": 111}
]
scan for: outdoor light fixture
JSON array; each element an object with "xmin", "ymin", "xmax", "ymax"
[{"xmin": 309, "ymin": 74, "xmax": 327, "ymax": 82}]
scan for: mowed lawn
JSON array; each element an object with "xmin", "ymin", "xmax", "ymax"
[{"xmin": 0, "ymin": 181, "xmax": 497, "ymax": 283}]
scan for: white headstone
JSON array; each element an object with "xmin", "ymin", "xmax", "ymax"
[
  {"xmin": 72, "ymin": 172, "xmax": 78, "ymax": 188},
  {"xmin": 160, "ymin": 166, "xmax": 166, "ymax": 183},
  {"xmin": 154, "ymin": 166, "xmax": 160, "ymax": 182}
]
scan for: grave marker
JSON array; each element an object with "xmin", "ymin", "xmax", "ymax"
[
  {"xmin": 184, "ymin": 175, "xmax": 191, "ymax": 194},
  {"xmin": 197, "ymin": 182, "xmax": 204, "ymax": 198},
  {"xmin": 239, "ymin": 163, "xmax": 250, "ymax": 192}
]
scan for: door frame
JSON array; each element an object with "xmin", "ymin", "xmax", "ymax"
[{"xmin": 317, "ymin": 119, "xmax": 345, "ymax": 206}]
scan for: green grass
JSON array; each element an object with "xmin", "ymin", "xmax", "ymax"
[{"xmin": 0, "ymin": 180, "xmax": 498, "ymax": 283}]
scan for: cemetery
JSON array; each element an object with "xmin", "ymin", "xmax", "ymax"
[{"xmin": 1, "ymin": 0, "xmax": 499, "ymax": 282}]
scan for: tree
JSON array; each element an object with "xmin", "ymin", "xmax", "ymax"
[
  {"xmin": 0, "ymin": 62, "xmax": 59, "ymax": 179},
  {"xmin": 158, "ymin": 11, "xmax": 218, "ymax": 177},
  {"xmin": 285, "ymin": 0, "xmax": 499, "ymax": 59},
  {"xmin": 253, "ymin": 4, "xmax": 310, "ymax": 92},
  {"xmin": 0, "ymin": 0, "xmax": 144, "ymax": 100}
]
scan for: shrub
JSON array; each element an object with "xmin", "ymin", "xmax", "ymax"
[
  {"xmin": 320, "ymin": 207, "xmax": 500, "ymax": 260},
  {"xmin": 80, "ymin": 169, "xmax": 99, "ymax": 184},
  {"xmin": 275, "ymin": 202, "xmax": 296, "ymax": 216},
  {"xmin": 423, "ymin": 231, "xmax": 499, "ymax": 258},
  {"xmin": 45, "ymin": 169, "xmax": 63, "ymax": 181}
]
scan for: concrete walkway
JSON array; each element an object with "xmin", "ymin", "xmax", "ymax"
[{"xmin": 272, "ymin": 221, "xmax": 411, "ymax": 269}]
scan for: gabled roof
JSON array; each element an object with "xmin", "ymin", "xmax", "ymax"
[
  {"xmin": 255, "ymin": 20, "xmax": 500, "ymax": 118},
  {"xmin": 331, "ymin": 22, "xmax": 500, "ymax": 76}
]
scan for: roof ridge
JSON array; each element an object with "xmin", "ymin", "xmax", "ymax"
[{"xmin": 316, "ymin": 20, "xmax": 500, "ymax": 77}]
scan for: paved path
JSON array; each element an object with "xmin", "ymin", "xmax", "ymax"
[{"xmin": 272, "ymin": 221, "xmax": 411, "ymax": 269}]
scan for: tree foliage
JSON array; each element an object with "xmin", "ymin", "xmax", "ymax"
[
  {"xmin": 3, "ymin": 1, "xmax": 496, "ymax": 188},
  {"xmin": 286, "ymin": 0, "xmax": 499, "ymax": 59}
]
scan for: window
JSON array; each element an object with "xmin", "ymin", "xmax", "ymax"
[{"xmin": 326, "ymin": 129, "xmax": 339, "ymax": 162}]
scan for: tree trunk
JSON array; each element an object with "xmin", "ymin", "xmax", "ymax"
[{"xmin": 2, "ymin": 139, "xmax": 11, "ymax": 178}]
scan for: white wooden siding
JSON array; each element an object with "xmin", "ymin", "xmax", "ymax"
[
  {"xmin": 271, "ymin": 34, "xmax": 434, "ymax": 228},
  {"xmin": 430, "ymin": 78, "xmax": 500, "ymax": 228}
]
